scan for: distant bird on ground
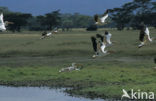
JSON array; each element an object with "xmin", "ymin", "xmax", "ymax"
[
  {"xmin": 94, "ymin": 10, "xmax": 109, "ymax": 25},
  {"xmin": 0, "ymin": 13, "xmax": 14, "ymax": 31},
  {"xmin": 138, "ymin": 23, "xmax": 153, "ymax": 48},
  {"xmin": 59, "ymin": 63, "xmax": 83, "ymax": 72}
]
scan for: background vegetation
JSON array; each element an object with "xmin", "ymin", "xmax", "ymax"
[{"xmin": 0, "ymin": 0, "xmax": 156, "ymax": 32}]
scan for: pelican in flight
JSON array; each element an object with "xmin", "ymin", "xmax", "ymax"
[
  {"xmin": 40, "ymin": 29, "xmax": 58, "ymax": 39},
  {"xmin": 94, "ymin": 10, "xmax": 109, "ymax": 25},
  {"xmin": 138, "ymin": 23, "xmax": 153, "ymax": 48},
  {"xmin": 105, "ymin": 31, "xmax": 112, "ymax": 46},
  {"xmin": 0, "ymin": 13, "xmax": 14, "ymax": 31},
  {"xmin": 91, "ymin": 34, "xmax": 108, "ymax": 58},
  {"xmin": 96, "ymin": 34, "xmax": 107, "ymax": 54},
  {"xmin": 0, "ymin": 13, "xmax": 6, "ymax": 31},
  {"xmin": 91, "ymin": 36, "xmax": 99, "ymax": 57}
]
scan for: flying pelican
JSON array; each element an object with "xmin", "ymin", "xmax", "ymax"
[
  {"xmin": 145, "ymin": 27, "xmax": 152, "ymax": 42},
  {"xmin": 91, "ymin": 36, "xmax": 99, "ymax": 58},
  {"xmin": 96, "ymin": 34, "xmax": 107, "ymax": 54},
  {"xmin": 0, "ymin": 13, "xmax": 14, "ymax": 31},
  {"xmin": 0, "ymin": 13, "xmax": 6, "ymax": 31},
  {"xmin": 138, "ymin": 23, "xmax": 152, "ymax": 48},
  {"xmin": 105, "ymin": 31, "xmax": 112, "ymax": 45},
  {"xmin": 40, "ymin": 29, "xmax": 58, "ymax": 39},
  {"xmin": 91, "ymin": 34, "xmax": 108, "ymax": 58},
  {"xmin": 94, "ymin": 10, "xmax": 109, "ymax": 25}
]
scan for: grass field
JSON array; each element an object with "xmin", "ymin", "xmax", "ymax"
[{"xmin": 0, "ymin": 28, "xmax": 156, "ymax": 100}]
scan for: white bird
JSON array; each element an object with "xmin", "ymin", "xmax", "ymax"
[
  {"xmin": 145, "ymin": 27, "xmax": 152, "ymax": 42},
  {"xmin": 94, "ymin": 10, "xmax": 109, "ymax": 25},
  {"xmin": 138, "ymin": 26, "xmax": 153, "ymax": 48},
  {"xmin": 96, "ymin": 34, "xmax": 108, "ymax": 54},
  {"xmin": 100, "ymin": 14, "xmax": 109, "ymax": 23},
  {"xmin": 105, "ymin": 33, "xmax": 112, "ymax": 45},
  {"xmin": 40, "ymin": 31, "xmax": 56, "ymax": 39},
  {"xmin": 59, "ymin": 63, "xmax": 80, "ymax": 72},
  {"xmin": 46, "ymin": 32, "xmax": 52, "ymax": 36},
  {"xmin": 0, "ymin": 13, "xmax": 6, "ymax": 31},
  {"xmin": 138, "ymin": 42, "xmax": 145, "ymax": 48},
  {"xmin": 100, "ymin": 42, "xmax": 107, "ymax": 54}
]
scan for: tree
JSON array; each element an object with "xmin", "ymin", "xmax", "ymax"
[
  {"xmin": 5, "ymin": 13, "xmax": 32, "ymax": 32},
  {"xmin": 61, "ymin": 13, "xmax": 93, "ymax": 30},
  {"xmin": 36, "ymin": 10, "xmax": 61, "ymax": 30},
  {"xmin": 110, "ymin": 0, "xmax": 156, "ymax": 30},
  {"xmin": 0, "ymin": 7, "xmax": 10, "ymax": 13}
]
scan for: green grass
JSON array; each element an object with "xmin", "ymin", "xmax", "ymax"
[
  {"xmin": 0, "ymin": 62, "xmax": 156, "ymax": 99},
  {"xmin": 0, "ymin": 28, "xmax": 156, "ymax": 99}
]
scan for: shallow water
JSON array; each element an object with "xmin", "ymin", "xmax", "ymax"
[{"xmin": 0, "ymin": 86, "xmax": 104, "ymax": 101}]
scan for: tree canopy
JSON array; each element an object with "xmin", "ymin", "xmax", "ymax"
[{"xmin": 110, "ymin": 0, "xmax": 156, "ymax": 30}]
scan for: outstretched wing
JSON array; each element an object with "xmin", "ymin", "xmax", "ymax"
[
  {"xmin": 94, "ymin": 14, "xmax": 100, "ymax": 24},
  {"xmin": 101, "ymin": 9, "xmax": 109, "ymax": 23},
  {"xmin": 46, "ymin": 32, "xmax": 52, "ymax": 36},
  {"xmin": 100, "ymin": 13, "xmax": 108, "ymax": 23},
  {"xmin": 106, "ymin": 33, "xmax": 112, "ymax": 44},
  {"xmin": 0, "ymin": 14, "xmax": 3, "ymax": 23},
  {"xmin": 0, "ymin": 13, "xmax": 6, "ymax": 31},
  {"xmin": 100, "ymin": 43, "xmax": 107, "ymax": 53},
  {"xmin": 91, "ymin": 36, "xmax": 97, "ymax": 52},
  {"xmin": 94, "ymin": 10, "xmax": 109, "ymax": 25},
  {"xmin": 96, "ymin": 34, "xmax": 104, "ymax": 42},
  {"xmin": 145, "ymin": 27, "xmax": 149, "ymax": 35}
]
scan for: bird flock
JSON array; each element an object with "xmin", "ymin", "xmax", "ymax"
[
  {"xmin": 91, "ymin": 10, "xmax": 154, "ymax": 58},
  {"xmin": 0, "ymin": 11, "xmax": 154, "ymax": 59}
]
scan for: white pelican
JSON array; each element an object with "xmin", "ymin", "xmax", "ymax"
[
  {"xmin": 138, "ymin": 23, "xmax": 152, "ymax": 48},
  {"xmin": 41, "ymin": 31, "xmax": 52, "ymax": 39},
  {"xmin": 40, "ymin": 30, "xmax": 57, "ymax": 39},
  {"xmin": 100, "ymin": 42, "xmax": 107, "ymax": 54},
  {"xmin": 91, "ymin": 36, "xmax": 98, "ymax": 58},
  {"xmin": 145, "ymin": 27, "xmax": 152, "ymax": 42},
  {"xmin": 91, "ymin": 34, "xmax": 110, "ymax": 58},
  {"xmin": 94, "ymin": 10, "xmax": 109, "ymax": 25},
  {"xmin": 0, "ymin": 13, "xmax": 6, "ymax": 31},
  {"xmin": 59, "ymin": 63, "xmax": 81, "ymax": 72},
  {"xmin": 105, "ymin": 31, "xmax": 112, "ymax": 45}
]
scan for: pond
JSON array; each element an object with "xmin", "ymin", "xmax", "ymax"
[{"xmin": 0, "ymin": 86, "xmax": 104, "ymax": 101}]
